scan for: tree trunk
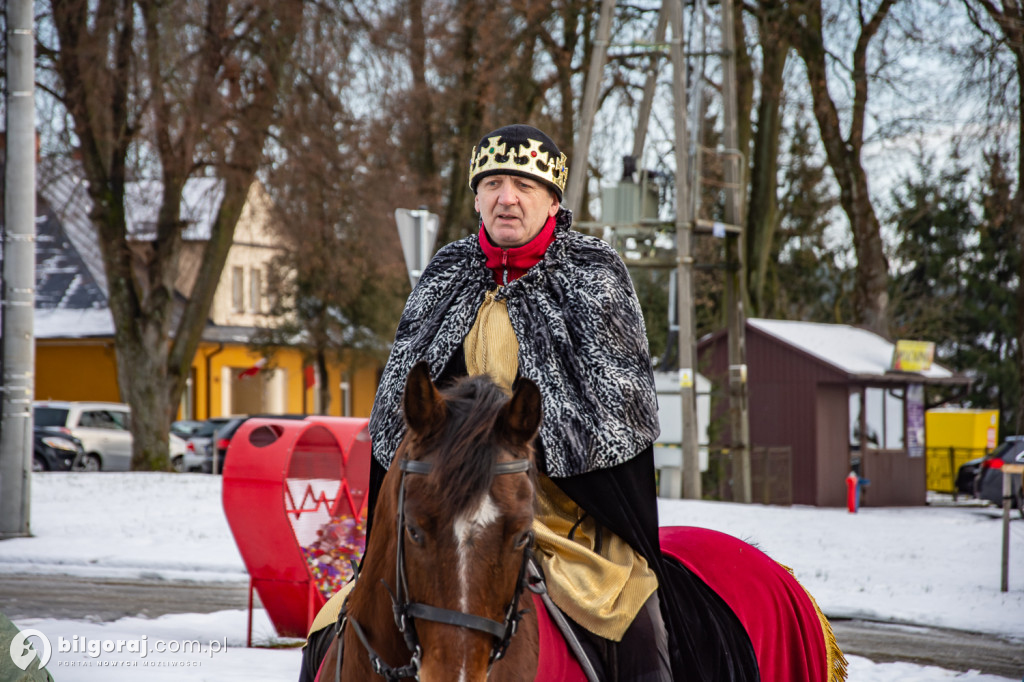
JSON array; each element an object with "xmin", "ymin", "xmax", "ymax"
[
  {"xmin": 745, "ymin": 2, "xmax": 788, "ymax": 315},
  {"xmin": 439, "ymin": 0, "xmax": 486, "ymax": 245},
  {"xmin": 406, "ymin": 0, "xmax": 439, "ymax": 200},
  {"xmin": 116, "ymin": 334, "xmax": 175, "ymax": 470},
  {"xmin": 788, "ymin": 0, "xmax": 894, "ymax": 337},
  {"xmin": 316, "ymin": 350, "xmax": 332, "ymax": 416}
]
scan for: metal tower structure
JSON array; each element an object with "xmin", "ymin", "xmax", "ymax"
[{"xmin": 567, "ymin": 0, "xmax": 751, "ymax": 502}]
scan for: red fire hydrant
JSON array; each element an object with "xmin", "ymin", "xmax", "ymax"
[
  {"xmin": 846, "ymin": 471, "xmax": 859, "ymax": 513},
  {"xmin": 846, "ymin": 470, "xmax": 870, "ymax": 513}
]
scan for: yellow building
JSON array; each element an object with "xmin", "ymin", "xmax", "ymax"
[{"xmin": 34, "ymin": 165, "xmax": 384, "ymax": 419}]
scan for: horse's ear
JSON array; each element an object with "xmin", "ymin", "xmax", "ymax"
[
  {"xmin": 403, "ymin": 361, "xmax": 445, "ymax": 436},
  {"xmin": 496, "ymin": 378, "xmax": 542, "ymax": 447}
]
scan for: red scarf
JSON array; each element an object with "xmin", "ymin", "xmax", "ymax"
[{"xmin": 478, "ymin": 215, "xmax": 557, "ymax": 285}]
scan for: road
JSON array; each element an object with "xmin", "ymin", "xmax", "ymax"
[
  {"xmin": 830, "ymin": 618, "xmax": 1023, "ymax": 679},
  {"xmin": 2, "ymin": 574, "xmax": 1022, "ymax": 678}
]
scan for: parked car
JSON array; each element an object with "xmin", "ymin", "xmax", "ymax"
[
  {"xmin": 973, "ymin": 436, "xmax": 1024, "ymax": 517},
  {"xmin": 196, "ymin": 414, "xmax": 307, "ymax": 474},
  {"xmin": 178, "ymin": 417, "xmax": 233, "ymax": 473},
  {"xmin": 33, "ymin": 400, "xmax": 188, "ymax": 471},
  {"xmin": 169, "ymin": 433, "xmax": 187, "ymax": 469},
  {"xmin": 954, "ymin": 456, "xmax": 986, "ymax": 496},
  {"xmin": 33, "ymin": 427, "xmax": 85, "ymax": 472},
  {"xmin": 34, "ymin": 401, "xmax": 132, "ymax": 471},
  {"xmin": 171, "ymin": 419, "xmax": 206, "ymax": 440}
]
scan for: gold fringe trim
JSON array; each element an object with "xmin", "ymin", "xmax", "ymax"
[{"xmin": 779, "ymin": 563, "xmax": 849, "ymax": 682}]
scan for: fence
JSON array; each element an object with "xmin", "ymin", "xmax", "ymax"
[
  {"xmin": 924, "ymin": 446, "xmax": 988, "ymax": 497},
  {"xmin": 705, "ymin": 446, "xmax": 793, "ymax": 505}
]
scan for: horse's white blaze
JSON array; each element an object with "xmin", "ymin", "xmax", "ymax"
[
  {"xmin": 450, "ymin": 493, "xmax": 500, "ymax": 679},
  {"xmin": 453, "ymin": 493, "xmax": 500, "ymax": 612}
]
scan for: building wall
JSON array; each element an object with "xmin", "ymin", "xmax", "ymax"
[
  {"xmin": 173, "ymin": 183, "xmax": 283, "ymax": 329},
  {"xmin": 700, "ymin": 326, "xmax": 862, "ymax": 507},
  {"xmin": 188, "ymin": 342, "xmax": 380, "ymax": 420},
  {"xmin": 745, "ymin": 331, "xmax": 846, "ymax": 506},
  {"xmin": 36, "ymin": 341, "xmax": 121, "ymax": 402},
  {"xmin": 37, "ymin": 339, "xmax": 380, "ymax": 421},
  {"xmin": 860, "ymin": 448, "xmax": 927, "ymax": 506},
  {"xmin": 211, "ymin": 184, "xmax": 281, "ymax": 328},
  {"xmin": 815, "ymin": 383, "xmax": 852, "ymax": 507}
]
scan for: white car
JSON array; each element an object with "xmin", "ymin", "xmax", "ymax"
[{"xmin": 33, "ymin": 401, "xmax": 184, "ymax": 471}]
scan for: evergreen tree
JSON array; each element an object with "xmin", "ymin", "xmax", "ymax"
[
  {"xmin": 960, "ymin": 150, "xmax": 1020, "ymax": 436},
  {"xmin": 887, "ymin": 145, "xmax": 974, "ymax": 343},
  {"xmin": 772, "ymin": 107, "xmax": 849, "ymax": 323},
  {"xmin": 886, "ymin": 145, "xmax": 1020, "ymax": 435}
]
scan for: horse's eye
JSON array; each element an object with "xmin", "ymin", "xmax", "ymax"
[
  {"xmin": 513, "ymin": 530, "xmax": 533, "ymax": 550},
  {"xmin": 406, "ymin": 524, "xmax": 425, "ymax": 546}
]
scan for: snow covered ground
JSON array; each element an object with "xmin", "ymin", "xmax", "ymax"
[{"xmin": 1, "ymin": 472, "xmax": 1021, "ymax": 681}]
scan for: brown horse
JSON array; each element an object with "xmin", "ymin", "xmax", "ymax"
[
  {"xmin": 317, "ymin": 362, "xmax": 543, "ymax": 681},
  {"xmin": 310, "ymin": 363, "xmax": 846, "ymax": 682}
]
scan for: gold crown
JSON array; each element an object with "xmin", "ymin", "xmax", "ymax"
[{"xmin": 468, "ymin": 135, "xmax": 568, "ymax": 195}]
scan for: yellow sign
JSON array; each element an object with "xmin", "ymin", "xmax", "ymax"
[{"xmin": 892, "ymin": 340, "xmax": 935, "ymax": 372}]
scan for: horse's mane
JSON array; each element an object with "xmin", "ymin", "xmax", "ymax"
[{"xmin": 404, "ymin": 375, "xmax": 532, "ymax": 523}]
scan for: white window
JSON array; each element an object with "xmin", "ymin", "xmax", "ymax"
[
  {"xmin": 249, "ymin": 267, "xmax": 263, "ymax": 313},
  {"xmin": 232, "ymin": 266, "xmax": 245, "ymax": 312},
  {"xmin": 864, "ymin": 387, "xmax": 905, "ymax": 451}
]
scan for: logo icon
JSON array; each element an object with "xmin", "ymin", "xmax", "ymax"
[{"xmin": 10, "ymin": 628, "xmax": 51, "ymax": 671}]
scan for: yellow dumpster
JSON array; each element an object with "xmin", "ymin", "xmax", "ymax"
[{"xmin": 925, "ymin": 408, "xmax": 998, "ymax": 493}]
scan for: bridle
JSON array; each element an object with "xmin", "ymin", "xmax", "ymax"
[{"xmin": 340, "ymin": 456, "xmax": 534, "ymax": 681}]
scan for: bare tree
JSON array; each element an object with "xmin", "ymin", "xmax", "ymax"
[
  {"xmin": 960, "ymin": 0, "xmax": 1024, "ymax": 431},
  {"xmin": 41, "ymin": 0, "xmax": 303, "ymax": 469},
  {"xmin": 786, "ymin": 0, "xmax": 897, "ymax": 336},
  {"xmin": 344, "ymin": 0, "xmax": 604, "ymax": 244},
  {"xmin": 255, "ymin": 18, "xmax": 407, "ymax": 413}
]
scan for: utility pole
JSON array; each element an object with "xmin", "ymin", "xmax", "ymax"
[
  {"xmin": 1, "ymin": 0, "xmax": 37, "ymax": 539},
  {"xmin": 666, "ymin": 0, "xmax": 701, "ymax": 500},
  {"xmin": 566, "ymin": 0, "xmax": 616, "ymax": 219},
  {"xmin": 720, "ymin": 0, "xmax": 751, "ymax": 503},
  {"xmin": 571, "ymin": 0, "xmax": 702, "ymax": 499}
]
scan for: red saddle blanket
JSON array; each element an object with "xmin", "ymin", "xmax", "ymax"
[
  {"xmin": 535, "ymin": 526, "xmax": 830, "ymax": 682},
  {"xmin": 533, "ymin": 591, "xmax": 589, "ymax": 681},
  {"xmin": 659, "ymin": 526, "xmax": 828, "ymax": 682}
]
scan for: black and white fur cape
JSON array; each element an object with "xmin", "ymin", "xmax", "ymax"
[{"xmin": 368, "ymin": 207, "xmax": 660, "ymax": 477}]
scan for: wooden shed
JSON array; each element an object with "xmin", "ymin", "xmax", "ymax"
[{"xmin": 698, "ymin": 319, "xmax": 967, "ymax": 507}]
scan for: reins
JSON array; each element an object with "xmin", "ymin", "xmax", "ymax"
[{"xmin": 339, "ymin": 456, "xmax": 534, "ymax": 681}]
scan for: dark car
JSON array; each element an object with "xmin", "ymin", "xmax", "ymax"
[
  {"xmin": 202, "ymin": 414, "xmax": 307, "ymax": 474},
  {"xmin": 33, "ymin": 427, "xmax": 85, "ymax": 471},
  {"xmin": 972, "ymin": 436, "xmax": 1024, "ymax": 516},
  {"xmin": 178, "ymin": 417, "xmax": 233, "ymax": 472},
  {"xmin": 171, "ymin": 419, "xmax": 207, "ymax": 440},
  {"xmin": 954, "ymin": 456, "xmax": 986, "ymax": 496}
]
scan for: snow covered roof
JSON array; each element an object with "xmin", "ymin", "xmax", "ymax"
[
  {"xmin": 33, "ymin": 307, "xmax": 264, "ymax": 346},
  {"xmin": 34, "ymin": 199, "xmax": 107, "ymax": 310},
  {"xmin": 37, "ymin": 157, "xmax": 226, "ymax": 305},
  {"xmin": 122, "ymin": 177, "xmax": 224, "ymax": 241},
  {"xmin": 34, "ymin": 308, "xmax": 115, "ymax": 339},
  {"xmin": 37, "ymin": 157, "xmax": 109, "ymax": 300},
  {"xmin": 748, "ymin": 318, "xmax": 956, "ymax": 380}
]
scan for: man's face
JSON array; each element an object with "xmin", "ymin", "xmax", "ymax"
[{"xmin": 475, "ymin": 174, "xmax": 559, "ymax": 248}]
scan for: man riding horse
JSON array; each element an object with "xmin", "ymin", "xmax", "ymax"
[{"xmin": 300, "ymin": 124, "xmax": 760, "ymax": 681}]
